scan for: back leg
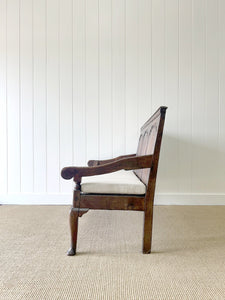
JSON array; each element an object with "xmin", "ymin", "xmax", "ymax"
[{"xmin": 143, "ymin": 209, "xmax": 153, "ymax": 254}]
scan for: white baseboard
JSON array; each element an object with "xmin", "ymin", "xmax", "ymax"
[
  {"xmin": 0, "ymin": 194, "xmax": 72, "ymax": 205},
  {"xmin": 155, "ymin": 193, "xmax": 225, "ymax": 205},
  {"xmin": 1, "ymin": 193, "xmax": 225, "ymax": 205}
]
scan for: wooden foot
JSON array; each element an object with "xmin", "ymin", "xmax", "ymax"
[
  {"xmin": 142, "ymin": 210, "xmax": 153, "ymax": 254},
  {"xmin": 68, "ymin": 208, "xmax": 79, "ymax": 256}
]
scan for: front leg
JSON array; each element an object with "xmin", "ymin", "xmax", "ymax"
[
  {"xmin": 67, "ymin": 188, "xmax": 80, "ymax": 256},
  {"xmin": 67, "ymin": 208, "xmax": 79, "ymax": 256}
]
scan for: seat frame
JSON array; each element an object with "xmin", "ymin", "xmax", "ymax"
[{"xmin": 61, "ymin": 106, "xmax": 167, "ymax": 255}]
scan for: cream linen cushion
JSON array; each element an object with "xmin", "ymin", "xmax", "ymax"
[{"xmin": 81, "ymin": 170, "xmax": 146, "ymax": 195}]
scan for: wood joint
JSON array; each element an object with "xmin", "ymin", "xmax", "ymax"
[{"xmin": 74, "ymin": 181, "xmax": 81, "ymax": 191}]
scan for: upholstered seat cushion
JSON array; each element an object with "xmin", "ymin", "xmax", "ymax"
[{"xmin": 81, "ymin": 170, "xmax": 146, "ymax": 195}]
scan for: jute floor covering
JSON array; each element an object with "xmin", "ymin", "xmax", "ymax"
[{"xmin": 0, "ymin": 205, "xmax": 225, "ymax": 299}]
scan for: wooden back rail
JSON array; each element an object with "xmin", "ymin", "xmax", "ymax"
[{"xmin": 61, "ymin": 106, "xmax": 167, "ymax": 255}]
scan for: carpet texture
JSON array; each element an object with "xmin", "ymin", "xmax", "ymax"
[{"xmin": 0, "ymin": 205, "xmax": 225, "ymax": 299}]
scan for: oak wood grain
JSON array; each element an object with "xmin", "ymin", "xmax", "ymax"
[
  {"xmin": 80, "ymin": 194, "xmax": 145, "ymax": 211},
  {"xmin": 61, "ymin": 154, "xmax": 153, "ymax": 182},
  {"xmin": 87, "ymin": 154, "xmax": 136, "ymax": 167}
]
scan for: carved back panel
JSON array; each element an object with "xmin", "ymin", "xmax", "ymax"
[{"xmin": 134, "ymin": 107, "xmax": 167, "ymax": 185}]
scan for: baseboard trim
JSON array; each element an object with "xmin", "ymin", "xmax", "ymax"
[
  {"xmin": 0, "ymin": 194, "xmax": 72, "ymax": 205},
  {"xmin": 155, "ymin": 193, "xmax": 225, "ymax": 205},
  {"xmin": 1, "ymin": 193, "xmax": 225, "ymax": 205}
]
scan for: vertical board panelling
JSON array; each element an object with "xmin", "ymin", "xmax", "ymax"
[
  {"xmin": 85, "ymin": 0, "xmax": 99, "ymax": 160},
  {"xmin": 1, "ymin": 0, "xmax": 225, "ymax": 203},
  {"xmin": 205, "ymin": 0, "xmax": 219, "ymax": 145},
  {"xmin": 125, "ymin": 0, "xmax": 139, "ymax": 153},
  {"xmin": 99, "ymin": 0, "xmax": 112, "ymax": 159},
  {"xmin": 46, "ymin": 0, "xmax": 60, "ymax": 193},
  {"xmin": 178, "ymin": 0, "xmax": 192, "ymax": 192},
  {"xmin": 0, "ymin": 0, "xmax": 7, "ymax": 193},
  {"xmin": 138, "ymin": 0, "xmax": 152, "ymax": 128},
  {"xmin": 205, "ymin": 0, "xmax": 219, "ymax": 192},
  {"xmin": 151, "ymin": 0, "xmax": 166, "ymax": 191},
  {"xmin": 112, "ymin": 0, "xmax": 126, "ymax": 157},
  {"xmin": 218, "ymin": 0, "xmax": 225, "ymax": 192},
  {"xmin": 164, "ymin": 0, "xmax": 179, "ymax": 192},
  {"xmin": 192, "ymin": 0, "xmax": 206, "ymax": 192},
  {"xmin": 151, "ymin": 0, "xmax": 165, "ymax": 112},
  {"xmin": 20, "ymin": 0, "xmax": 33, "ymax": 193},
  {"xmin": 7, "ymin": 0, "xmax": 20, "ymax": 193},
  {"xmin": 73, "ymin": 0, "xmax": 86, "ymax": 166},
  {"xmin": 33, "ymin": 0, "xmax": 47, "ymax": 193},
  {"xmin": 59, "ymin": 0, "xmax": 73, "ymax": 192}
]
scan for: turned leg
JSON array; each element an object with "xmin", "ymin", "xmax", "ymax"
[
  {"xmin": 143, "ymin": 209, "xmax": 153, "ymax": 254},
  {"xmin": 67, "ymin": 208, "xmax": 79, "ymax": 256}
]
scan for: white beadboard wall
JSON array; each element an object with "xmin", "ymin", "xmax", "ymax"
[{"xmin": 0, "ymin": 0, "xmax": 225, "ymax": 205}]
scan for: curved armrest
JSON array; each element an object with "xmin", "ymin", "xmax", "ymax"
[
  {"xmin": 88, "ymin": 154, "xmax": 136, "ymax": 166},
  {"xmin": 61, "ymin": 155, "xmax": 153, "ymax": 182}
]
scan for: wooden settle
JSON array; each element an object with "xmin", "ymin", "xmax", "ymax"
[{"xmin": 61, "ymin": 106, "xmax": 167, "ymax": 255}]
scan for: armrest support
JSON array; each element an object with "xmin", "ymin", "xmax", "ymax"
[
  {"xmin": 61, "ymin": 155, "xmax": 153, "ymax": 182},
  {"xmin": 88, "ymin": 154, "xmax": 136, "ymax": 166}
]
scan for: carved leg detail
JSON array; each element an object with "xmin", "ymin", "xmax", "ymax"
[
  {"xmin": 78, "ymin": 208, "xmax": 89, "ymax": 217},
  {"xmin": 67, "ymin": 209, "xmax": 79, "ymax": 256},
  {"xmin": 143, "ymin": 210, "xmax": 153, "ymax": 254}
]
